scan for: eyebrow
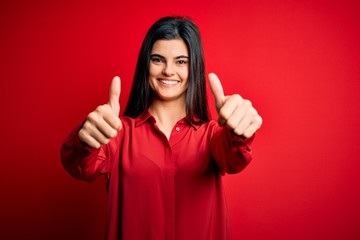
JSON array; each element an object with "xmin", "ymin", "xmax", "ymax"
[{"xmin": 150, "ymin": 54, "xmax": 189, "ymax": 59}]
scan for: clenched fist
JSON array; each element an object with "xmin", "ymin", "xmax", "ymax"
[
  {"xmin": 209, "ymin": 73, "xmax": 262, "ymax": 138},
  {"xmin": 78, "ymin": 76, "xmax": 122, "ymax": 149}
]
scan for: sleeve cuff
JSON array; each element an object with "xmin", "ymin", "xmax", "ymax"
[{"xmin": 226, "ymin": 129, "xmax": 255, "ymax": 145}]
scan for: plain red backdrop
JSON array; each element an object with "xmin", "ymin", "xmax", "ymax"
[{"xmin": 1, "ymin": 0, "xmax": 359, "ymax": 239}]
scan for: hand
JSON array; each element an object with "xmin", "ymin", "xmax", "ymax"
[
  {"xmin": 208, "ymin": 73, "xmax": 262, "ymax": 138},
  {"xmin": 78, "ymin": 76, "xmax": 123, "ymax": 149}
]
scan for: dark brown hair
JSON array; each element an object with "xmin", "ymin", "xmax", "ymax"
[{"xmin": 124, "ymin": 16, "xmax": 210, "ymax": 123}]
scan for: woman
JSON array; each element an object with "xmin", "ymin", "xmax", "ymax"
[{"xmin": 61, "ymin": 16, "xmax": 262, "ymax": 240}]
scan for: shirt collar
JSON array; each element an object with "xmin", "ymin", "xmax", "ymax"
[
  {"xmin": 135, "ymin": 110, "xmax": 200, "ymax": 130},
  {"xmin": 134, "ymin": 110, "xmax": 154, "ymax": 127}
]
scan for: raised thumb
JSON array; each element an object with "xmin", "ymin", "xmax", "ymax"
[
  {"xmin": 108, "ymin": 76, "xmax": 121, "ymax": 116},
  {"xmin": 208, "ymin": 73, "xmax": 225, "ymax": 111}
]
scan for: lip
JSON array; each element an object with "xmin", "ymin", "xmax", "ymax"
[{"xmin": 157, "ymin": 78, "xmax": 180, "ymax": 86}]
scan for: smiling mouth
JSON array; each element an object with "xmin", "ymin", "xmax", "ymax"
[{"xmin": 158, "ymin": 79, "xmax": 180, "ymax": 86}]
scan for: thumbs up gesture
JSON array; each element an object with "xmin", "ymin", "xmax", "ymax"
[
  {"xmin": 78, "ymin": 76, "xmax": 123, "ymax": 149},
  {"xmin": 209, "ymin": 73, "xmax": 262, "ymax": 138}
]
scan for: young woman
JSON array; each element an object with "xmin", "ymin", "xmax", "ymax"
[{"xmin": 61, "ymin": 16, "xmax": 262, "ymax": 240}]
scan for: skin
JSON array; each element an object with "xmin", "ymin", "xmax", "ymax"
[
  {"xmin": 78, "ymin": 76, "xmax": 122, "ymax": 149},
  {"xmin": 208, "ymin": 73, "xmax": 263, "ymax": 138},
  {"xmin": 78, "ymin": 39, "xmax": 262, "ymax": 148},
  {"xmin": 147, "ymin": 39, "xmax": 190, "ymax": 139},
  {"xmin": 148, "ymin": 39, "xmax": 190, "ymax": 103}
]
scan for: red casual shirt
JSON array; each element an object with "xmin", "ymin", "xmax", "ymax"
[{"xmin": 61, "ymin": 110, "xmax": 254, "ymax": 240}]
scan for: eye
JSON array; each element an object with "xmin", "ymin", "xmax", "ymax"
[
  {"xmin": 176, "ymin": 59, "xmax": 188, "ymax": 65},
  {"xmin": 150, "ymin": 57, "xmax": 164, "ymax": 64}
]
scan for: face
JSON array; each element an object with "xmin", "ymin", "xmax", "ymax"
[{"xmin": 149, "ymin": 39, "xmax": 190, "ymax": 102}]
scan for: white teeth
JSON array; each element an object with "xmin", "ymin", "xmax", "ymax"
[{"xmin": 160, "ymin": 80, "xmax": 178, "ymax": 85}]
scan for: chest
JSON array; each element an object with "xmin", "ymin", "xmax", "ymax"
[{"xmin": 119, "ymin": 123, "xmax": 215, "ymax": 178}]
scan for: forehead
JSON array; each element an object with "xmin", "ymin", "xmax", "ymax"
[{"xmin": 151, "ymin": 39, "xmax": 189, "ymax": 56}]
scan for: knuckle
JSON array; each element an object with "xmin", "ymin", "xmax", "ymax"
[
  {"xmin": 102, "ymin": 138, "xmax": 111, "ymax": 145},
  {"xmin": 114, "ymin": 123, "xmax": 121, "ymax": 131},
  {"xmin": 116, "ymin": 119, "xmax": 123, "ymax": 130},
  {"xmin": 242, "ymin": 131, "xmax": 251, "ymax": 138},
  {"xmin": 96, "ymin": 105, "xmax": 105, "ymax": 112},
  {"xmin": 248, "ymin": 108, "xmax": 257, "ymax": 118},
  {"xmin": 226, "ymin": 118, "xmax": 237, "ymax": 129},
  {"xmin": 233, "ymin": 94, "xmax": 242, "ymax": 101},
  {"xmin": 219, "ymin": 108, "xmax": 230, "ymax": 120},
  {"xmin": 87, "ymin": 111, "xmax": 99, "ymax": 122},
  {"xmin": 113, "ymin": 118, "xmax": 121, "ymax": 129},
  {"xmin": 96, "ymin": 104, "xmax": 110, "ymax": 114},
  {"xmin": 244, "ymin": 99, "xmax": 252, "ymax": 107},
  {"xmin": 93, "ymin": 142, "xmax": 101, "ymax": 149},
  {"xmin": 78, "ymin": 129, "xmax": 86, "ymax": 139},
  {"xmin": 231, "ymin": 94, "xmax": 243, "ymax": 105},
  {"xmin": 81, "ymin": 122, "xmax": 89, "ymax": 130},
  {"xmin": 79, "ymin": 131, "xmax": 92, "ymax": 145},
  {"xmin": 251, "ymin": 108, "xmax": 258, "ymax": 115},
  {"xmin": 83, "ymin": 120, "xmax": 94, "ymax": 130},
  {"xmin": 109, "ymin": 129, "xmax": 118, "ymax": 138},
  {"xmin": 233, "ymin": 127, "xmax": 244, "ymax": 136}
]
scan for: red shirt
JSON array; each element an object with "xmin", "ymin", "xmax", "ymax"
[{"xmin": 61, "ymin": 110, "xmax": 254, "ymax": 240}]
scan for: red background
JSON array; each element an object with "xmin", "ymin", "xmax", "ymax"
[{"xmin": 1, "ymin": 0, "xmax": 360, "ymax": 239}]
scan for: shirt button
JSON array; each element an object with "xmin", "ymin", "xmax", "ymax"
[{"xmin": 175, "ymin": 127, "xmax": 180, "ymax": 132}]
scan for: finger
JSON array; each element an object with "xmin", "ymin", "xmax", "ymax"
[
  {"xmin": 218, "ymin": 95, "xmax": 242, "ymax": 123},
  {"xmin": 90, "ymin": 126, "xmax": 111, "ymax": 145},
  {"xmin": 87, "ymin": 108, "xmax": 120, "ymax": 137},
  {"xmin": 208, "ymin": 73, "xmax": 225, "ymax": 110},
  {"xmin": 108, "ymin": 76, "xmax": 121, "ymax": 116},
  {"xmin": 83, "ymin": 136, "xmax": 102, "ymax": 149},
  {"xmin": 78, "ymin": 129, "xmax": 102, "ymax": 149},
  {"xmin": 103, "ymin": 112, "xmax": 122, "ymax": 131},
  {"xmin": 93, "ymin": 105, "xmax": 122, "ymax": 131},
  {"xmin": 225, "ymin": 103, "xmax": 245, "ymax": 130},
  {"xmin": 233, "ymin": 112, "xmax": 253, "ymax": 136},
  {"xmin": 100, "ymin": 105, "xmax": 122, "ymax": 131},
  {"xmin": 95, "ymin": 117, "xmax": 119, "ymax": 139},
  {"xmin": 242, "ymin": 119, "xmax": 262, "ymax": 138},
  {"xmin": 235, "ymin": 110, "xmax": 262, "ymax": 137},
  {"xmin": 224, "ymin": 97, "xmax": 250, "ymax": 129},
  {"xmin": 82, "ymin": 121, "xmax": 111, "ymax": 145},
  {"xmin": 217, "ymin": 96, "xmax": 236, "ymax": 126}
]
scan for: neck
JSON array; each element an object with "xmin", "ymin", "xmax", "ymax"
[{"xmin": 149, "ymin": 98, "xmax": 187, "ymax": 126}]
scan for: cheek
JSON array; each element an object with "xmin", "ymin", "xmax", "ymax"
[
  {"xmin": 149, "ymin": 64, "xmax": 155, "ymax": 76},
  {"xmin": 148, "ymin": 65, "xmax": 157, "ymax": 89},
  {"xmin": 181, "ymin": 67, "xmax": 190, "ymax": 83},
  {"xmin": 149, "ymin": 62, "xmax": 162, "ymax": 76},
  {"xmin": 149, "ymin": 77, "xmax": 155, "ymax": 90}
]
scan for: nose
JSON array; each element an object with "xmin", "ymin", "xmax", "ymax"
[{"xmin": 162, "ymin": 63, "xmax": 175, "ymax": 77}]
